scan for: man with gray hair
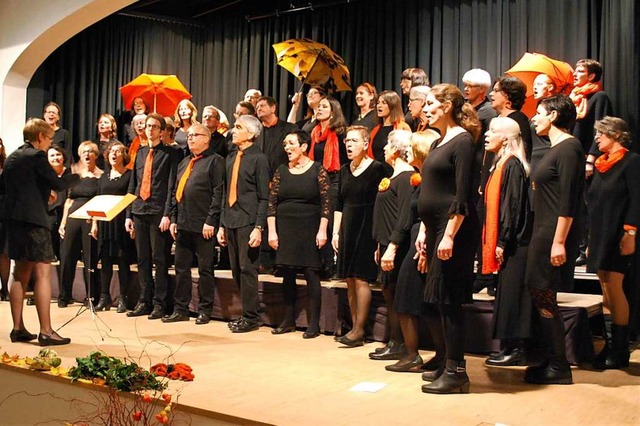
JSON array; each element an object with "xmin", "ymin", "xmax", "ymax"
[
  {"xmin": 217, "ymin": 115, "xmax": 270, "ymax": 333},
  {"xmin": 243, "ymin": 89, "xmax": 262, "ymax": 106},
  {"xmin": 202, "ymin": 105, "xmax": 228, "ymax": 157},
  {"xmin": 407, "ymin": 86, "xmax": 431, "ymax": 132},
  {"xmin": 462, "ymin": 68, "xmax": 498, "ymax": 296}
]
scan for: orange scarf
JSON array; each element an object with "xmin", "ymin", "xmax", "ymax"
[
  {"xmin": 481, "ymin": 155, "xmax": 512, "ymax": 274},
  {"xmin": 127, "ymin": 135, "xmax": 145, "ymax": 170},
  {"xmin": 595, "ymin": 148, "xmax": 628, "ymax": 174},
  {"xmin": 310, "ymin": 124, "xmax": 341, "ymax": 172},
  {"xmin": 569, "ymin": 82, "xmax": 602, "ymax": 120},
  {"xmin": 367, "ymin": 121, "xmax": 411, "ymax": 158}
]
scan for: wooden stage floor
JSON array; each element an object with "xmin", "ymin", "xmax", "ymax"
[{"xmin": 1, "ymin": 300, "xmax": 639, "ymax": 425}]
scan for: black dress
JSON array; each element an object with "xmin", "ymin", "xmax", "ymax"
[
  {"xmin": 487, "ymin": 157, "xmax": 533, "ymax": 340},
  {"xmin": 394, "ymin": 186, "xmax": 426, "ymax": 315},
  {"xmin": 372, "ymin": 170, "xmax": 414, "ymax": 288},
  {"xmin": 417, "ymin": 132, "xmax": 480, "ymax": 305},
  {"xmin": 336, "ymin": 160, "xmax": 387, "ymax": 281},
  {"xmin": 587, "ymin": 151, "xmax": 640, "ymax": 273},
  {"xmin": 96, "ymin": 169, "xmax": 135, "ymax": 261},
  {"xmin": 371, "ymin": 125, "xmax": 393, "ymax": 176},
  {"xmin": 351, "ymin": 110, "xmax": 377, "ymax": 131},
  {"xmin": 525, "ymin": 137, "xmax": 584, "ymax": 292},
  {"xmin": 267, "ymin": 162, "xmax": 331, "ymax": 270}
]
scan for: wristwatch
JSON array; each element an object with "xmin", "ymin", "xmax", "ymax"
[
  {"xmin": 626, "ymin": 229, "xmax": 636, "ymax": 236},
  {"xmin": 255, "ymin": 225, "xmax": 264, "ymax": 232}
]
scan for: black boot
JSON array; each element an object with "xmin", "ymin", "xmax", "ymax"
[
  {"xmin": 525, "ymin": 316, "xmax": 572, "ymax": 384},
  {"xmin": 116, "ymin": 295, "xmax": 128, "ymax": 313},
  {"xmin": 94, "ymin": 295, "xmax": 112, "ymax": 311},
  {"xmin": 593, "ymin": 315, "xmax": 612, "ymax": 366},
  {"xmin": 594, "ymin": 324, "xmax": 630, "ymax": 369},
  {"xmin": 421, "ymin": 359, "xmax": 470, "ymax": 394}
]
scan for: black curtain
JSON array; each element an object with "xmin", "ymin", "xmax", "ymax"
[{"xmin": 28, "ymin": 0, "xmax": 638, "ymax": 153}]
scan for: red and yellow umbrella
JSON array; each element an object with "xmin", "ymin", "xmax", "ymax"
[{"xmin": 120, "ymin": 73, "xmax": 191, "ymax": 117}]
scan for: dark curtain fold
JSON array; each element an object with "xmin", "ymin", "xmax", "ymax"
[{"xmin": 27, "ymin": 0, "xmax": 638, "ymax": 156}]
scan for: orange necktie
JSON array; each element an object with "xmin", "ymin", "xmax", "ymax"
[
  {"xmin": 176, "ymin": 155, "xmax": 203, "ymax": 202},
  {"xmin": 228, "ymin": 149, "xmax": 244, "ymax": 207},
  {"xmin": 140, "ymin": 148, "xmax": 154, "ymax": 200}
]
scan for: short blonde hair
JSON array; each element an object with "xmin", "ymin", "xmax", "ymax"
[
  {"xmin": 388, "ymin": 129, "xmax": 412, "ymax": 162},
  {"xmin": 411, "ymin": 129, "xmax": 440, "ymax": 164},
  {"xmin": 78, "ymin": 140, "xmax": 99, "ymax": 157}
]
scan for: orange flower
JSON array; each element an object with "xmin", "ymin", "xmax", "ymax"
[
  {"xmin": 410, "ymin": 173, "xmax": 422, "ymax": 187},
  {"xmin": 162, "ymin": 393, "xmax": 172, "ymax": 403},
  {"xmin": 378, "ymin": 178, "xmax": 390, "ymax": 192},
  {"xmin": 132, "ymin": 411, "xmax": 143, "ymax": 421},
  {"xmin": 142, "ymin": 393, "xmax": 152, "ymax": 403}
]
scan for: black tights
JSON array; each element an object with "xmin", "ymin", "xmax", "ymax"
[
  {"xmin": 530, "ymin": 288, "xmax": 561, "ymax": 319},
  {"xmin": 424, "ymin": 303, "xmax": 466, "ymax": 362},
  {"xmin": 100, "ymin": 255, "xmax": 130, "ymax": 299},
  {"xmin": 281, "ymin": 267, "xmax": 322, "ymax": 333}
]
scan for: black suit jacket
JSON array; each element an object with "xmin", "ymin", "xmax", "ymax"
[
  {"xmin": 255, "ymin": 119, "xmax": 298, "ymax": 175},
  {"xmin": 171, "ymin": 151, "xmax": 225, "ymax": 233},
  {"xmin": 220, "ymin": 143, "xmax": 270, "ymax": 230},
  {"xmin": 1, "ymin": 143, "xmax": 79, "ymax": 229}
]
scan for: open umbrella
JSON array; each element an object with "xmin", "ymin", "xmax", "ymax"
[
  {"xmin": 506, "ymin": 52, "xmax": 574, "ymax": 117},
  {"xmin": 272, "ymin": 38, "xmax": 352, "ymax": 92},
  {"xmin": 120, "ymin": 73, "xmax": 191, "ymax": 117}
]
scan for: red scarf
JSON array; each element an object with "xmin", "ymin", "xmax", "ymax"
[
  {"xmin": 310, "ymin": 124, "xmax": 340, "ymax": 172},
  {"xmin": 595, "ymin": 148, "xmax": 628, "ymax": 174},
  {"xmin": 481, "ymin": 155, "xmax": 512, "ymax": 274},
  {"xmin": 367, "ymin": 121, "xmax": 411, "ymax": 158},
  {"xmin": 569, "ymin": 82, "xmax": 602, "ymax": 120}
]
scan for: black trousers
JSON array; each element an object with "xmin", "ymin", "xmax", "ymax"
[
  {"xmin": 173, "ymin": 229, "xmax": 216, "ymax": 315},
  {"xmin": 227, "ymin": 225, "xmax": 260, "ymax": 320},
  {"xmin": 59, "ymin": 217, "xmax": 99, "ymax": 303},
  {"xmin": 133, "ymin": 214, "xmax": 171, "ymax": 308}
]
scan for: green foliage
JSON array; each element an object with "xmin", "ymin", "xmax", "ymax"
[{"xmin": 69, "ymin": 351, "xmax": 166, "ymax": 392}]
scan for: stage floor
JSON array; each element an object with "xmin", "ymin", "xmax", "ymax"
[{"xmin": 1, "ymin": 300, "xmax": 639, "ymax": 425}]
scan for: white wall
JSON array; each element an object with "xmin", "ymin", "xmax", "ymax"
[{"xmin": 0, "ymin": 0, "xmax": 135, "ymax": 152}]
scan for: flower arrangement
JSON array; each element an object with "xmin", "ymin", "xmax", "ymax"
[
  {"xmin": 410, "ymin": 172, "xmax": 422, "ymax": 187},
  {"xmin": 378, "ymin": 177, "xmax": 390, "ymax": 192},
  {"xmin": 150, "ymin": 363, "xmax": 194, "ymax": 381}
]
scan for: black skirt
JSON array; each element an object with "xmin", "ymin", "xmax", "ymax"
[{"xmin": 7, "ymin": 221, "xmax": 55, "ymax": 262}]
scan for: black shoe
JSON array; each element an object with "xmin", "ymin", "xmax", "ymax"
[
  {"xmin": 0, "ymin": 293, "xmax": 8, "ymax": 302},
  {"xmin": 369, "ymin": 342, "xmax": 405, "ymax": 360},
  {"xmin": 148, "ymin": 305, "xmax": 165, "ymax": 320},
  {"xmin": 303, "ymin": 331, "xmax": 320, "ymax": 339},
  {"xmin": 420, "ymin": 355, "xmax": 445, "ymax": 371},
  {"xmin": 230, "ymin": 318, "xmax": 260, "ymax": 333},
  {"xmin": 524, "ymin": 359, "xmax": 573, "ymax": 384},
  {"xmin": 26, "ymin": 297, "xmax": 35, "ymax": 305},
  {"xmin": 38, "ymin": 332, "xmax": 71, "ymax": 347},
  {"xmin": 127, "ymin": 303, "xmax": 151, "ymax": 317},
  {"xmin": 116, "ymin": 298, "xmax": 128, "ymax": 314},
  {"xmin": 195, "ymin": 312, "xmax": 210, "ymax": 325},
  {"xmin": 94, "ymin": 296, "xmax": 112, "ymax": 311},
  {"xmin": 228, "ymin": 318, "xmax": 242, "ymax": 329},
  {"xmin": 57, "ymin": 299, "xmax": 69, "ymax": 308},
  {"xmin": 386, "ymin": 355, "xmax": 424, "ymax": 372},
  {"xmin": 575, "ymin": 254, "xmax": 587, "ymax": 267},
  {"xmin": 10, "ymin": 329, "xmax": 37, "ymax": 343},
  {"xmin": 338, "ymin": 335, "xmax": 364, "ymax": 347},
  {"xmin": 272, "ymin": 325, "xmax": 296, "ymax": 335},
  {"xmin": 422, "ymin": 364, "xmax": 445, "ymax": 381},
  {"xmin": 485, "ymin": 348, "xmax": 527, "ymax": 367},
  {"xmin": 422, "ymin": 359, "xmax": 470, "ymax": 394},
  {"xmin": 162, "ymin": 312, "xmax": 189, "ymax": 323}
]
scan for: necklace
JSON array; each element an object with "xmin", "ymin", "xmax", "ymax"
[{"xmin": 293, "ymin": 159, "xmax": 310, "ymax": 169}]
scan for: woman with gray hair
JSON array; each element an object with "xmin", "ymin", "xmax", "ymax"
[
  {"xmin": 407, "ymin": 86, "xmax": 431, "ymax": 132},
  {"xmin": 587, "ymin": 116, "xmax": 640, "ymax": 369},
  {"xmin": 367, "ymin": 129, "xmax": 415, "ymax": 361},
  {"xmin": 481, "ymin": 117, "xmax": 533, "ymax": 367}
]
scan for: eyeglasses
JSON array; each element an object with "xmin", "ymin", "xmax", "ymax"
[
  {"xmin": 146, "ymin": 124, "xmax": 161, "ymax": 129},
  {"xmin": 187, "ymin": 133, "xmax": 208, "ymax": 140},
  {"xmin": 463, "ymin": 84, "xmax": 481, "ymax": 90}
]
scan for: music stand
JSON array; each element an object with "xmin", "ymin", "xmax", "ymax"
[{"xmin": 57, "ymin": 194, "xmax": 137, "ymax": 340}]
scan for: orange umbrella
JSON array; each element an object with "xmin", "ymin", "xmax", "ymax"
[
  {"xmin": 120, "ymin": 73, "xmax": 191, "ymax": 117},
  {"xmin": 506, "ymin": 52, "xmax": 574, "ymax": 117},
  {"xmin": 273, "ymin": 38, "xmax": 352, "ymax": 92}
]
